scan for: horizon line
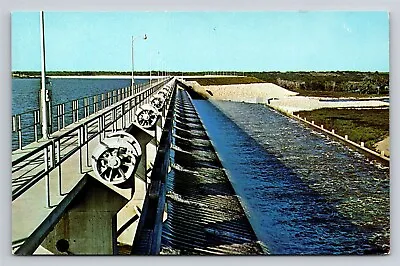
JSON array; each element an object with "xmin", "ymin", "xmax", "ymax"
[{"xmin": 11, "ymin": 70, "xmax": 390, "ymax": 73}]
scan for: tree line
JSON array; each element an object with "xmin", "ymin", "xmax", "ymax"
[{"xmin": 248, "ymin": 71, "xmax": 389, "ymax": 95}]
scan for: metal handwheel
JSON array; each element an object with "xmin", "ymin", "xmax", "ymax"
[
  {"xmin": 150, "ymin": 95, "xmax": 165, "ymax": 111},
  {"xmin": 92, "ymin": 131, "xmax": 142, "ymax": 185},
  {"xmin": 136, "ymin": 104, "xmax": 159, "ymax": 129}
]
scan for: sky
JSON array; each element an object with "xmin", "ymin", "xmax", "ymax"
[{"xmin": 11, "ymin": 11, "xmax": 389, "ymax": 72}]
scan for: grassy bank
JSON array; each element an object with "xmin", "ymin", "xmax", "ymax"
[
  {"xmin": 185, "ymin": 76, "xmax": 265, "ymax": 86},
  {"xmin": 294, "ymin": 108, "xmax": 389, "ymax": 149},
  {"xmin": 250, "ymin": 71, "xmax": 389, "ymax": 96}
]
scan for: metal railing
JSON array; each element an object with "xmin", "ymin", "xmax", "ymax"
[
  {"xmin": 12, "ymin": 78, "xmax": 174, "ymax": 204},
  {"xmin": 131, "ymin": 85, "xmax": 176, "ymax": 255},
  {"xmin": 11, "ymin": 79, "xmax": 165, "ymax": 151},
  {"xmin": 12, "ymin": 110, "xmax": 42, "ymax": 150}
]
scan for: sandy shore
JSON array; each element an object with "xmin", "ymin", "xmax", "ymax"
[
  {"xmin": 374, "ymin": 137, "xmax": 390, "ymax": 157},
  {"xmin": 186, "ymin": 81, "xmax": 298, "ymax": 102},
  {"xmin": 184, "ymin": 80, "xmax": 390, "ymax": 156},
  {"xmin": 204, "ymin": 82, "xmax": 298, "ymax": 102},
  {"xmin": 268, "ymin": 96, "xmax": 389, "ymax": 113},
  {"xmin": 186, "ymin": 80, "xmax": 389, "ymax": 112}
]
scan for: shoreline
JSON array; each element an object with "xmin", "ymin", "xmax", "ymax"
[
  {"xmin": 12, "ymin": 75, "xmax": 167, "ymax": 79},
  {"xmin": 48, "ymin": 75, "xmax": 164, "ymax": 79},
  {"xmin": 13, "ymin": 75, "xmax": 232, "ymax": 80}
]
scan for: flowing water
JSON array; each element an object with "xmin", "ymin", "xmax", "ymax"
[{"xmin": 192, "ymin": 100, "xmax": 390, "ymax": 255}]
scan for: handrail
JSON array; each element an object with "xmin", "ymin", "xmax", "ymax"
[
  {"xmin": 12, "ymin": 78, "xmax": 165, "ymax": 151},
  {"xmin": 12, "ymin": 78, "xmax": 173, "ymax": 201},
  {"xmin": 131, "ymin": 85, "xmax": 176, "ymax": 255},
  {"xmin": 12, "ymin": 78, "xmax": 170, "ymax": 166}
]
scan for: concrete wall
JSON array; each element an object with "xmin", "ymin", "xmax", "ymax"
[{"xmin": 41, "ymin": 177, "xmax": 127, "ymax": 255}]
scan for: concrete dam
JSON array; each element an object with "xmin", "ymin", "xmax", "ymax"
[
  {"xmin": 12, "ymin": 78, "xmax": 265, "ymax": 255},
  {"xmin": 11, "ymin": 77, "xmax": 389, "ymax": 255}
]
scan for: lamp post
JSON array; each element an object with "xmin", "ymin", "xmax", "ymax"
[
  {"xmin": 131, "ymin": 34, "xmax": 147, "ymax": 89},
  {"xmin": 149, "ymin": 52, "xmax": 152, "ymax": 87},
  {"xmin": 39, "ymin": 11, "xmax": 49, "ymax": 139}
]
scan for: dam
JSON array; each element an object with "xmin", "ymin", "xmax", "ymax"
[{"xmin": 11, "ymin": 77, "xmax": 389, "ymax": 255}]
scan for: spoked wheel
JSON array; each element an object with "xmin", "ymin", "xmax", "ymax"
[
  {"xmin": 150, "ymin": 95, "xmax": 165, "ymax": 111},
  {"xmin": 92, "ymin": 132, "xmax": 142, "ymax": 185},
  {"xmin": 157, "ymin": 89, "xmax": 168, "ymax": 99},
  {"xmin": 136, "ymin": 104, "xmax": 159, "ymax": 129},
  {"xmin": 97, "ymin": 147, "xmax": 136, "ymax": 183}
]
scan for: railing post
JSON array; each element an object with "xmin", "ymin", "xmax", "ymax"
[
  {"xmin": 129, "ymin": 99, "xmax": 133, "ymax": 124},
  {"xmin": 134, "ymin": 96, "xmax": 138, "ymax": 116},
  {"xmin": 56, "ymin": 140, "xmax": 62, "ymax": 195},
  {"xmin": 76, "ymin": 100, "xmax": 79, "ymax": 121},
  {"xmin": 12, "ymin": 115, "xmax": 16, "ymax": 132},
  {"xmin": 17, "ymin": 115, "xmax": 22, "ymax": 150},
  {"xmin": 61, "ymin": 103, "xmax": 65, "ymax": 128},
  {"xmin": 93, "ymin": 95, "xmax": 98, "ymax": 113},
  {"xmin": 112, "ymin": 108, "xmax": 116, "ymax": 132},
  {"xmin": 84, "ymin": 97, "xmax": 89, "ymax": 118},
  {"xmin": 72, "ymin": 101, "xmax": 77, "ymax": 122},
  {"xmin": 44, "ymin": 146, "xmax": 51, "ymax": 208},
  {"xmin": 57, "ymin": 105, "xmax": 61, "ymax": 131},
  {"xmin": 84, "ymin": 123, "xmax": 89, "ymax": 167},
  {"xmin": 50, "ymin": 140, "xmax": 55, "ymax": 168},
  {"xmin": 122, "ymin": 103, "xmax": 125, "ymax": 129},
  {"xmin": 78, "ymin": 126, "xmax": 83, "ymax": 174},
  {"xmin": 101, "ymin": 93, "xmax": 105, "ymax": 109},
  {"xmin": 102, "ymin": 114, "xmax": 106, "ymax": 139},
  {"xmin": 12, "ymin": 115, "xmax": 16, "ymax": 150},
  {"xmin": 72, "ymin": 101, "xmax": 75, "ymax": 122},
  {"xmin": 34, "ymin": 110, "xmax": 39, "ymax": 141},
  {"xmin": 98, "ymin": 116, "xmax": 102, "ymax": 141}
]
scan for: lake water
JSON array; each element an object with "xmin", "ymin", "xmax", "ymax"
[
  {"xmin": 12, "ymin": 78, "xmax": 148, "ymax": 115},
  {"xmin": 12, "ymin": 78, "xmax": 148, "ymax": 149}
]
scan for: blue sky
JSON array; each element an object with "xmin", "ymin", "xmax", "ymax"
[{"xmin": 11, "ymin": 11, "xmax": 389, "ymax": 72}]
